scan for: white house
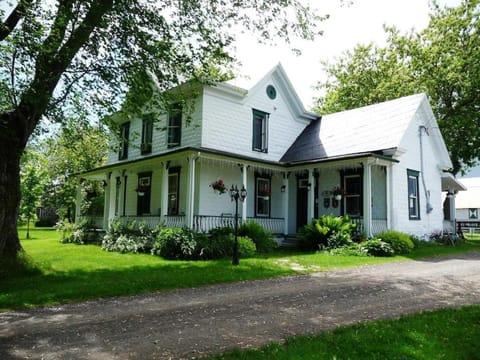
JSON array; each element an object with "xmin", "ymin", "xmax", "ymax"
[
  {"xmin": 455, "ymin": 178, "xmax": 480, "ymax": 221},
  {"xmin": 79, "ymin": 64, "xmax": 464, "ymax": 239}
]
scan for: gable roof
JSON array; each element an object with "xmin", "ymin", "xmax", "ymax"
[
  {"xmin": 281, "ymin": 93, "xmax": 429, "ymax": 163},
  {"xmin": 224, "ymin": 63, "xmax": 318, "ymax": 121}
]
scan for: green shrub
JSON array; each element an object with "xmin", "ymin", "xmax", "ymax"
[
  {"xmin": 237, "ymin": 236, "xmax": 256, "ymax": 258},
  {"xmin": 376, "ymin": 230, "xmax": 415, "ymax": 254},
  {"xmin": 327, "ymin": 243, "xmax": 370, "ymax": 257},
  {"xmin": 152, "ymin": 227, "xmax": 197, "ymax": 260},
  {"xmin": 360, "ymin": 239, "xmax": 394, "ymax": 257},
  {"xmin": 238, "ymin": 221, "xmax": 277, "ymax": 252},
  {"xmin": 101, "ymin": 219, "xmax": 158, "ymax": 253},
  {"xmin": 55, "ymin": 218, "xmax": 100, "ymax": 244},
  {"xmin": 298, "ymin": 215, "xmax": 356, "ymax": 251},
  {"xmin": 196, "ymin": 232, "xmax": 232, "ymax": 260},
  {"xmin": 197, "ymin": 232, "xmax": 257, "ymax": 260}
]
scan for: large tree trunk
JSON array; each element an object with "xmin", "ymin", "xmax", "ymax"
[{"xmin": 0, "ymin": 116, "xmax": 24, "ymax": 257}]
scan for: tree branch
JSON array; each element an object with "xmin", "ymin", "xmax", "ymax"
[{"xmin": 0, "ymin": 0, "xmax": 33, "ymax": 42}]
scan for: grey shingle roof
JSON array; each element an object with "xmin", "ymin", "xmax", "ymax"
[{"xmin": 281, "ymin": 93, "xmax": 426, "ymax": 163}]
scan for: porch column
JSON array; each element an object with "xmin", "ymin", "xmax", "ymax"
[
  {"xmin": 307, "ymin": 169, "xmax": 315, "ymax": 222},
  {"xmin": 363, "ymin": 161, "xmax": 372, "ymax": 236},
  {"xmin": 386, "ymin": 164, "xmax": 392, "ymax": 230},
  {"xmin": 283, "ymin": 173, "xmax": 289, "ymax": 235},
  {"xmin": 103, "ymin": 176, "xmax": 110, "ymax": 229},
  {"xmin": 186, "ymin": 154, "xmax": 198, "ymax": 229},
  {"xmin": 160, "ymin": 162, "xmax": 169, "ymax": 224},
  {"xmin": 448, "ymin": 190, "xmax": 456, "ymax": 229},
  {"xmin": 75, "ymin": 179, "xmax": 82, "ymax": 224},
  {"xmin": 242, "ymin": 164, "xmax": 247, "ymax": 223}
]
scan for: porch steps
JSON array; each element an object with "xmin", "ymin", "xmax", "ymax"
[{"xmin": 277, "ymin": 235, "xmax": 298, "ymax": 249}]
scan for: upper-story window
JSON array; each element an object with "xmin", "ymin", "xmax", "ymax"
[
  {"xmin": 118, "ymin": 122, "xmax": 130, "ymax": 160},
  {"xmin": 407, "ymin": 169, "xmax": 420, "ymax": 220},
  {"xmin": 252, "ymin": 109, "xmax": 268, "ymax": 153},
  {"xmin": 167, "ymin": 104, "xmax": 182, "ymax": 148},
  {"xmin": 141, "ymin": 118, "xmax": 153, "ymax": 155}
]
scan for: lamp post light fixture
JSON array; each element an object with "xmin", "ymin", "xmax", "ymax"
[{"xmin": 230, "ymin": 184, "xmax": 247, "ymax": 265}]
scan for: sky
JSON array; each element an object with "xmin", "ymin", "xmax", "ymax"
[{"xmin": 231, "ymin": 0, "xmax": 461, "ymax": 109}]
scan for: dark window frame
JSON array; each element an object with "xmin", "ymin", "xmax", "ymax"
[
  {"xmin": 167, "ymin": 167, "xmax": 181, "ymax": 215},
  {"xmin": 118, "ymin": 122, "xmax": 130, "ymax": 160},
  {"xmin": 254, "ymin": 173, "xmax": 271, "ymax": 217},
  {"xmin": 252, "ymin": 109, "xmax": 269, "ymax": 153},
  {"xmin": 407, "ymin": 169, "xmax": 420, "ymax": 220},
  {"xmin": 141, "ymin": 118, "xmax": 153, "ymax": 155},
  {"xmin": 340, "ymin": 168, "xmax": 363, "ymax": 217},
  {"xmin": 167, "ymin": 104, "xmax": 182, "ymax": 148}
]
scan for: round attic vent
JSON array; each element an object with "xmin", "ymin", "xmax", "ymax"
[{"xmin": 266, "ymin": 85, "xmax": 277, "ymax": 100}]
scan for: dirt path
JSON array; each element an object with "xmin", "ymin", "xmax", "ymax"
[{"xmin": 1, "ymin": 252, "xmax": 480, "ymax": 359}]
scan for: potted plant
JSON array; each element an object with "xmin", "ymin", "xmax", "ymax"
[
  {"xmin": 332, "ymin": 186, "xmax": 346, "ymax": 200},
  {"xmin": 211, "ymin": 179, "xmax": 227, "ymax": 194},
  {"xmin": 258, "ymin": 187, "xmax": 271, "ymax": 197},
  {"xmin": 135, "ymin": 185, "xmax": 149, "ymax": 196}
]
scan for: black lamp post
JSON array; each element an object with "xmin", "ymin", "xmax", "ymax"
[{"xmin": 230, "ymin": 184, "xmax": 247, "ymax": 265}]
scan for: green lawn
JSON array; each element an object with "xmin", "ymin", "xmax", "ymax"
[
  {"xmin": 1, "ymin": 227, "xmax": 479, "ymax": 312},
  {"xmin": 208, "ymin": 305, "xmax": 480, "ymax": 359}
]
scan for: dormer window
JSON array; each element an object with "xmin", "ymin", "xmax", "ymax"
[
  {"xmin": 141, "ymin": 118, "xmax": 153, "ymax": 155},
  {"xmin": 118, "ymin": 122, "xmax": 130, "ymax": 160},
  {"xmin": 252, "ymin": 109, "xmax": 268, "ymax": 153},
  {"xmin": 167, "ymin": 103, "xmax": 182, "ymax": 148}
]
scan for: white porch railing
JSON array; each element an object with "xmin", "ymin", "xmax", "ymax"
[
  {"xmin": 164, "ymin": 215, "xmax": 186, "ymax": 228},
  {"xmin": 350, "ymin": 218, "xmax": 388, "ymax": 235},
  {"xmin": 247, "ymin": 217, "xmax": 285, "ymax": 234},
  {"xmin": 193, "ymin": 215, "xmax": 285, "ymax": 234},
  {"xmin": 118, "ymin": 215, "xmax": 162, "ymax": 229}
]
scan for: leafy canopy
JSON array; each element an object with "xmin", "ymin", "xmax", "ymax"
[{"xmin": 314, "ymin": 0, "xmax": 480, "ymax": 175}]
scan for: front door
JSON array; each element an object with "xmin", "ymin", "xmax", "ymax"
[
  {"xmin": 137, "ymin": 173, "xmax": 152, "ymax": 215},
  {"xmin": 296, "ymin": 177, "xmax": 308, "ymax": 230}
]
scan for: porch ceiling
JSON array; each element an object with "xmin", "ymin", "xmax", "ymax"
[{"xmin": 442, "ymin": 173, "xmax": 467, "ymax": 192}]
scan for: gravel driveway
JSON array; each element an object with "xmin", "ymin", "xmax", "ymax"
[{"xmin": 1, "ymin": 252, "xmax": 480, "ymax": 359}]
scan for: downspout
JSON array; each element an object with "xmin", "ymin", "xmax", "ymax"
[{"xmin": 419, "ymin": 126, "xmax": 433, "ymax": 213}]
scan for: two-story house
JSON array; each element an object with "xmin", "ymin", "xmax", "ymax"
[{"xmin": 79, "ymin": 64, "xmax": 464, "ymax": 240}]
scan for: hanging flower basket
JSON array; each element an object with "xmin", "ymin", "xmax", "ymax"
[
  {"xmin": 258, "ymin": 187, "xmax": 271, "ymax": 197},
  {"xmin": 332, "ymin": 186, "xmax": 347, "ymax": 200},
  {"xmin": 210, "ymin": 179, "xmax": 227, "ymax": 194}
]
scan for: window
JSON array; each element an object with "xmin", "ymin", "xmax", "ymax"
[
  {"xmin": 114, "ymin": 177, "xmax": 120, "ymax": 216},
  {"xmin": 118, "ymin": 122, "xmax": 130, "ymax": 160},
  {"xmin": 167, "ymin": 104, "xmax": 182, "ymax": 148},
  {"xmin": 141, "ymin": 118, "xmax": 153, "ymax": 154},
  {"xmin": 252, "ymin": 109, "xmax": 268, "ymax": 152},
  {"xmin": 344, "ymin": 175, "xmax": 362, "ymax": 217},
  {"xmin": 255, "ymin": 176, "xmax": 271, "ymax": 217},
  {"xmin": 168, "ymin": 167, "xmax": 180, "ymax": 215},
  {"xmin": 469, "ymin": 208, "xmax": 478, "ymax": 219},
  {"xmin": 407, "ymin": 170, "xmax": 420, "ymax": 220}
]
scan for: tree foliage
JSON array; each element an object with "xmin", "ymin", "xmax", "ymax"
[
  {"xmin": 19, "ymin": 148, "xmax": 47, "ymax": 238},
  {"xmin": 0, "ymin": 0, "xmax": 325, "ymax": 257},
  {"xmin": 314, "ymin": 0, "xmax": 480, "ymax": 175}
]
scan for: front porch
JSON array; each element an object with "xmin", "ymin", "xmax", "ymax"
[{"xmin": 77, "ymin": 149, "xmax": 396, "ymax": 238}]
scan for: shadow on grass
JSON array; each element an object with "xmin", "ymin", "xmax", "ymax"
[{"xmin": 0, "ymin": 256, "xmax": 294, "ymax": 311}]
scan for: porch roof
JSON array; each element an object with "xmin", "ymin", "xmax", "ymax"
[{"xmin": 79, "ymin": 146, "xmax": 398, "ymax": 180}]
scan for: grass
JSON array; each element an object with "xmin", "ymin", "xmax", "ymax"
[
  {"xmin": 1, "ymin": 227, "xmax": 479, "ymax": 312},
  {"xmin": 208, "ymin": 305, "xmax": 480, "ymax": 359}
]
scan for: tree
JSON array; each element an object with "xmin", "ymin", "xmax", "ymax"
[
  {"xmin": 20, "ymin": 149, "xmax": 47, "ymax": 239},
  {"xmin": 0, "ymin": 1, "xmax": 325, "ymax": 257},
  {"xmin": 314, "ymin": 0, "xmax": 480, "ymax": 175},
  {"xmin": 41, "ymin": 118, "xmax": 108, "ymax": 221}
]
